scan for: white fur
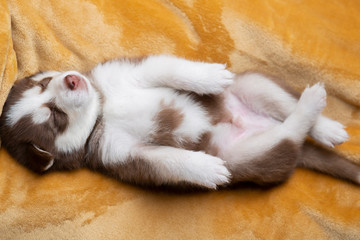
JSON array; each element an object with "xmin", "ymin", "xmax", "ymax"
[
  {"xmin": 218, "ymin": 83, "xmax": 327, "ymax": 164},
  {"xmin": 169, "ymin": 95, "xmax": 212, "ymax": 143},
  {"xmin": 32, "ymin": 107, "xmax": 51, "ymax": 124},
  {"xmin": 6, "ymin": 55, "xmax": 350, "ymax": 188},
  {"xmin": 311, "ymin": 116, "xmax": 349, "ymax": 148},
  {"xmin": 53, "ymin": 71, "xmax": 101, "ymax": 153},
  {"xmin": 230, "ymin": 73, "xmax": 348, "ymax": 147},
  {"xmin": 137, "ymin": 55, "xmax": 234, "ymax": 94},
  {"xmin": 7, "ymin": 87, "xmax": 52, "ymax": 126},
  {"xmin": 89, "ymin": 56, "xmax": 233, "ymax": 186},
  {"xmin": 54, "ymin": 98, "xmax": 100, "ymax": 153},
  {"xmin": 6, "ymin": 70, "xmax": 101, "ymax": 154},
  {"xmin": 91, "ymin": 58, "xmax": 217, "ymax": 165},
  {"xmin": 229, "ymin": 73, "xmax": 298, "ymax": 120},
  {"xmin": 132, "ymin": 146, "xmax": 231, "ymax": 189}
]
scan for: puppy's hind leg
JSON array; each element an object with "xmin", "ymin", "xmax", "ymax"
[
  {"xmin": 218, "ymin": 83, "xmax": 326, "ymax": 185},
  {"xmin": 230, "ymin": 73, "xmax": 348, "ymax": 148}
]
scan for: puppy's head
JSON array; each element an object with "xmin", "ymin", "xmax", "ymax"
[{"xmin": 0, "ymin": 71, "xmax": 100, "ymax": 173}]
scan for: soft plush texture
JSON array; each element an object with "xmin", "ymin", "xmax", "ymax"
[{"xmin": 1, "ymin": 0, "xmax": 360, "ymax": 239}]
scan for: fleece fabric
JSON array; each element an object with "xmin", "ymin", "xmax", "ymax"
[{"xmin": 0, "ymin": 0, "xmax": 360, "ymax": 239}]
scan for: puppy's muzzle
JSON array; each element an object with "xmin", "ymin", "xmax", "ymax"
[{"xmin": 64, "ymin": 74, "xmax": 87, "ymax": 91}]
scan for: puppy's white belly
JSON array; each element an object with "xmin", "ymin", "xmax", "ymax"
[
  {"xmin": 212, "ymin": 92, "xmax": 280, "ymax": 152},
  {"xmin": 227, "ymin": 91, "xmax": 280, "ymax": 130}
]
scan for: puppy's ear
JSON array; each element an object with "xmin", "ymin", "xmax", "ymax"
[{"xmin": 27, "ymin": 144, "xmax": 54, "ymax": 173}]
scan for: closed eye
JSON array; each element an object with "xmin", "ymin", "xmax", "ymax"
[{"xmin": 45, "ymin": 102, "xmax": 69, "ymax": 133}]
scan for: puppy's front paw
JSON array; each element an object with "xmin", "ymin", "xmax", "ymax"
[
  {"xmin": 206, "ymin": 63, "xmax": 234, "ymax": 93},
  {"xmin": 311, "ymin": 117, "xmax": 349, "ymax": 147},
  {"xmin": 188, "ymin": 153, "xmax": 231, "ymax": 189},
  {"xmin": 192, "ymin": 63, "xmax": 234, "ymax": 95}
]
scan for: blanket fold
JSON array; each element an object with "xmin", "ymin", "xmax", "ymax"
[{"xmin": 0, "ymin": 0, "xmax": 16, "ymax": 112}]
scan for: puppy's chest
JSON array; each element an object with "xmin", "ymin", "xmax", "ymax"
[{"xmin": 101, "ymin": 87, "xmax": 213, "ymax": 146}]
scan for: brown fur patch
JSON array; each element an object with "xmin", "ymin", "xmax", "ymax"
[
  {"xmin": 86, "ymin": 117, "xmax": 173, "ymax": 188},
  {"xmin": 230, "ymin": 140, "xmax": 299, "ymax": 185},
  {"xmin": 102, "ymin": 156, "xmax": 162, "ymax": 187},
  {"xmin": 149, "ymin": 100, "xmax": 219, "ymax": 154},
  {"xmin": 27, "ymin": 144, "xmax": 54, "ymax": 172},
  {"xmin": 189, "ymin": 93, "xmax": 233, "ymax": 125},
  {"xmin": 2, "ymin": 77, "xmax": 37, "ymax": 111},
  {"xmin": 149, "ymin": 101, "xmax": 184, "ymax": 147},
  {"xmin": 38, "ymin": 77, "xmax": 52, "ymax": 92},
  {"xmin": 0, "ymin": 115, "xmax": 56, "ymax": 173},
  {"xmin": 299, "ymin": 142, "xmax": 360, "ymax": 184},
  {"xmin": 45, "ymin": 102, "xmax": 69, "ymax": 133},
  {"xmin": 182, "ymin": 131, "xmax": 218, "ymax": 156}
]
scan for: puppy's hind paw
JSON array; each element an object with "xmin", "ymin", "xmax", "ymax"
[
  {"xmin": 311, "ymin": 117, "xmax": 349, "ymax": 147},
  {"xmin": 298, "ymin": 83, "xmax": 327, "ymax": 116}
]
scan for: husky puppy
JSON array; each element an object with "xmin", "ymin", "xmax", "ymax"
[{"xmin": 1, "ymin": 55, "xmax": 359, "ymax": 189}]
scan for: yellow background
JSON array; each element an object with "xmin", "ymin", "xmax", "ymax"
[{"xmin": 0, "ymin": 0, "xmax": 360, "ymax": 238}]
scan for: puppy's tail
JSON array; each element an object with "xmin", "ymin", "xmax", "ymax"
[{"xmin": 297, "ymin": 142, "xmax": 360, "ymax": 184}]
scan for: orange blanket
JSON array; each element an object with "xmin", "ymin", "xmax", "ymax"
[{"xmin": 1, "ymin": 0, "xmax": 360, "ymax": 239}]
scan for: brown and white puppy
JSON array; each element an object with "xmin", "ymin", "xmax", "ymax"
[{"xmin": 1, "ymin": 55, "xmax": 359, "ymax": 189}]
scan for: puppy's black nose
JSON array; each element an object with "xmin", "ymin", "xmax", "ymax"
[{"xmin": 65, "ymin": 75, "xmax": 81, "ymax": 90}]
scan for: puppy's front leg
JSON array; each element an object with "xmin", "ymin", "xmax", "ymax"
[
  {"xmin": 137, "ymin": 55, "xmax": 234, "ymax": 94},
  {"xmin": 130, "ymin": 146, "xmax": 231, "ymax": 189}
]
